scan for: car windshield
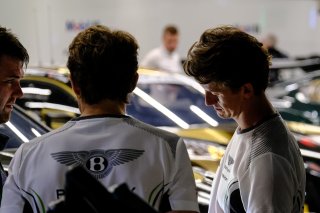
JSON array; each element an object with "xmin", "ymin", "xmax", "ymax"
[
  {"xmin": 127, "ymin": 83, "xmax": 233, "ymax": 128},
  {"xmin": 0, "ymin": 106, "xmax": 50, "ymax": 149}
]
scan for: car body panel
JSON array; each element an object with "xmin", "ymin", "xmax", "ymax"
[{"xmin": 173, "ymin": 128, "xmax": 230, "ymax": 145}]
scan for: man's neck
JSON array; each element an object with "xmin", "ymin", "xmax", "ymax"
[
  {"xmin": 79, "ymin": 100, "xmax": 126, "ymax": 117},
  {"xmin": 235, "ymin": 94, "xmax": 276, "ymax": 131}
]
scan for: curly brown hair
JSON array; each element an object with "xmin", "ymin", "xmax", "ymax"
[
  {"xmin": 67, "ymin": 25, "xmax": 139, "ymax": 104},
  {"xmin": 184, "ymin": 25, "xmax": 271, "ymax": 94}
]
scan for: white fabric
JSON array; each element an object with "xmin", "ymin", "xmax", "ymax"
[
  {"xmin": 141, "ymin": 46, "xmax": 183, "ymax": 73},
  {"xmin": 0, "ymin": 115, "xmax": 199, "ymax": 213},
  {"xmin": 209, "ymin": 115, "xmax": 306, "ymax": 213}
]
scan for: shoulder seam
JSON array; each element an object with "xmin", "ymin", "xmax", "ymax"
[{"xmin": 122, "ymin": 117, "xmax": 179, "ymax": 158}]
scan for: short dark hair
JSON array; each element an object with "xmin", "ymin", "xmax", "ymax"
[
  {"xmin": 0, "ymin": 26, "xmax": 29, "ymax": 67},
  {"xmin": 163, "ymin": 25, "xmax": 178, "ymax": 35},
  {"xmin": 184, "ymin": 25, "xmax": 271, "ymax": 93},
  {"xmin": 67, "ymin": 25, "xmax": 139, "ymax": 104}
]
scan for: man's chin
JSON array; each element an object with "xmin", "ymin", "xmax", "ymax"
[
  {"xmin": 0, "ymin": 114, "xmax": 10, "ymax": 124},
  {"xmin": 216, "ymin": 112, "xmax": 229, "ymax": 119}
]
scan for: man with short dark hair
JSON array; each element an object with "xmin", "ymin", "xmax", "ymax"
[
  {"xmin": 0, "ymin": 26, "xmax": 28, "ymax": 202},
  {"xmin": 1, "ymin": 25, "xmax": 199, "ymax": 213},
  {"xmin": 184, "ymin": 25, "xmax": 305, "ymax": 213},
  {"xmin": 141, "ymin": 24, "xmax": 183, "ymax": 73}
]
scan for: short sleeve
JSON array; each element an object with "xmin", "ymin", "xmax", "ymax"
[
  {"xmin": 167, "ymin": 138, "xmax": 200, "ymax": 212},
  {"xmin": 239, "ymin": 153, "xmax": 301, "ymax": 213}
]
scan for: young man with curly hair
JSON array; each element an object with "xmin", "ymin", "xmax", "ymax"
[{"xmin": 184, "ymin": 26, "xmax": 305, "ymax": 213}]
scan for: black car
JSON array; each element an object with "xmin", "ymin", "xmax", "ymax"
[{"xmin": 0, "ymin": 105, "xmax": 51, "ymax": 168}]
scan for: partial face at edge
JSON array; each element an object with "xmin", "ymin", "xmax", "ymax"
[{"xmin": 0, "ymin": 55, "xmax": 24, "ymax": 123}]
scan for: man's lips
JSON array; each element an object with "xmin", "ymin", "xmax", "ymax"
[
  {"xmin": 5, "ymin": 103, "xmax": 14, "ymax": 109},
  {"xmin": 214, "ymin": 106, "xmax": 222, "ymax": 111}
]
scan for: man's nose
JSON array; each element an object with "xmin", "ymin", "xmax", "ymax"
[
  {"xmin": 13, "ymin": 83, "xmax": 23, "ymax": 99},
  {"xmin": 205, "ymin": 91, "xmax": 218, "ymax": 106}
]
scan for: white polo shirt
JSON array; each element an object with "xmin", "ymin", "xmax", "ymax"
[
  {"xmin": 1, "ymin": 115, "xmax": 199, "ymax": 213},
  {"xmin": 141, "ymin": 46, "xmax": 183, "ymax": 73},
  {"xmin": 209, "ymin": 114, "xmax": 306, "ymax": 213}
]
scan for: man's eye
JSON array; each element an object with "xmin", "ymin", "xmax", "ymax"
[
  {"xmin": 210, "ymin": 92, "xmax": 219, "ymax": 96},
  {"xmin": 4, "ymin": 79, "xmax": 14, "ymax": 84}
]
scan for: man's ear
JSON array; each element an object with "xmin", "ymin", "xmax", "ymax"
[
  {"xmin": 70, "ymin": 76, "xmax": 81, "ymax": 97},
  {"xmin": 241, "ymin": 83, "xmax": 254, "ymax": 99},
  {"xmin": 129, "ymin": 72, "xmax": 139, "ymax": 93}
]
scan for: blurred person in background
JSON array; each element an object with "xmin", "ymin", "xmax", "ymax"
[
  {"xmin": 141, "ymin": 25, "xmax": 184, "ymax": 73},
  {"xmin": 262, "ymin": 33, "xmax": 289, "ymax": 83},
  {"xmin": 0, "ymin": 26, "xmax": 28, "ymax": 203},
  {"xmin": 0, "ymin": 25, "xmax": 199, "ymax": 213},
  {"xmin": 184, "ymin": 25, "xmax": 305, "ymax": 213},
  {"xmin": 262, "ymin": 33, "xmax": 288, "ymax": 59}
]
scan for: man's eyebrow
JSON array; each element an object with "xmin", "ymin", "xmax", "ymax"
[
  {"xmin": 3, "ymin": 75, "xmax": 23, "ymax": 80},
  {"xmin": 8, "ymin": 75, "xmax": 20, "ymax": 78}
]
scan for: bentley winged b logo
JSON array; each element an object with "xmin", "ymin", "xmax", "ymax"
[{"xmin": 51, "ymin": 149, "xmax": 144, "ymax": 179}]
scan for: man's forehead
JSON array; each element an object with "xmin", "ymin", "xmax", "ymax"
[
  {"xmin": 202, "ymin": 82, "xmax": 225, "ymax": 91},
  {"xmin": 0, "ymin": 55, "xmax": 24, "ymax": 77}
]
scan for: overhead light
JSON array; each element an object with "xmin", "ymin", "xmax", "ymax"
[
  {"xmin": 5, "ymin": 121, "xmax": 29, "ymax": 143},
  {"xmin": 190, "ymin": 105, "xmax": 219, "ymax": 127},
  {"xmin": 133, "ymin": 87, "xmax": 189, "ymax": 129},
  {"xmin": 31, "ymin": 128, "xmax": 42, "ymax": 137},
  {"xmin": 22, "ymin": 87, "xmax": 52, "ymax": 96},
  {"xmin": 25, "ymin": 102, "xmax": 80, "ymax": 114}
]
